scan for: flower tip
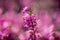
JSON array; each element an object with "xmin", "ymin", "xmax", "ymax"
[{"xmin": 22, "ymin": 6, "xmax": 28, "ymax": 13}]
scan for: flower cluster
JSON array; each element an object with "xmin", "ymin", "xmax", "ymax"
[
  {"xmin": 23, "ymin": 7, "xmax": 37, "ymax": 30},
  {"xmin": 0, "ymin": 19, "xmax": 11, "ymax": 40},
  {"xmin": 22, "ymin": 7, "xmax": 42, "ymax": 40}
]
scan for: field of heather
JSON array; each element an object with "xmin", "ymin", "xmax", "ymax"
[{"xmin": 0, "ymin": 0, "xmax": 60, "ymax": 40}]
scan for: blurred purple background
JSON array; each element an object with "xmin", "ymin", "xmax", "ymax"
[{"xmin": 0, "ymin": 0, "xmax": 60, "ymax": 40}]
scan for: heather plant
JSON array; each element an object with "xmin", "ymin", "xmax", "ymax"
[{"xmin": 0, "ymin": 0, "xmax": 60, "ymax": 40}]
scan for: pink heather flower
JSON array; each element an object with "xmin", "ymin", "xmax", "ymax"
[
  {"xmin": 26, "ymin": 30, "xmax": 35, "ymax": 40},
  {"xmin": 24, "ymin": 15, "xmax": 36, "ymax": 27},
  {"xmin": 22, "ymin": 6, "xmax": 28, "ymax": 13},
  {"xmin": 0, "ymin": 20, "xmax": 11, "ymax": 30},
  {"xmin": 0, "ymin": 28, "xmax": 9, "ymax": 39},
  {"xmin": 0, "ymin": 19, "xmax": 11, "ymax": 39},
  {"xmin": 35, "ymin": 33, "xmax": 42, "ymax": 40},
  {"xmin": 25, "ymin": 30, "xmax": 34, "ymax": 38},
  {"xmin": 23, "ymin": 7, "xmax": 37, "ymax": 30}
]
